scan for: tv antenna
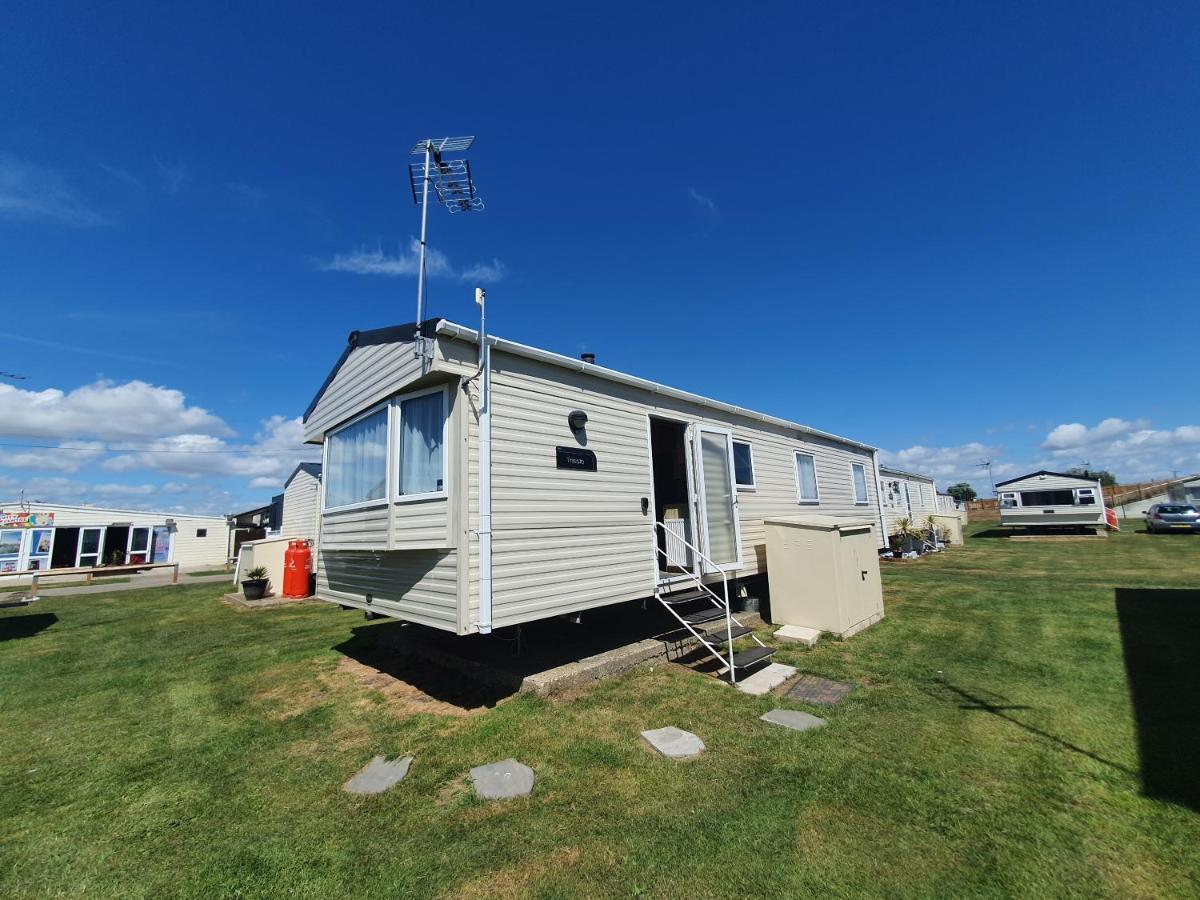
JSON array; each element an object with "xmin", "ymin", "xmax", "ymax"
[
  {"xmin": 977, "ymin": 459, "xmax": 996, "ymax": 495},
  {"xmin": 407, "ymin": 136, "xmax": 485, "ymax": 359}
]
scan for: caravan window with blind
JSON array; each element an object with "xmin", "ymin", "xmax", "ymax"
[
  {"xmin": 1019, "ymin": 489, "xmax": 1075, "ymax": 506},
  {"xmin": 397, "ymin": 388, "xmax": 447, "ymax": 499},
  {"xmin": 794, "ymin": 452, "xmax": 820, "ymax": 503},
  {"xmin": 324, "ymin": 405, "xmax": 389, "ymax": 510}
]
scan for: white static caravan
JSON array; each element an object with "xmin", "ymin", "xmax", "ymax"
[
  {"xmin": 301, "ymin": 318, "xmax": 886, "ymax": 638},
  {"xmin": 280, "ymin": 463, "xmax": 323, "ymax": 545},
  {"xmin": 877, "ymin": 466, "xmax": 938, "ymax": 537},
  {"xmin": 0, "ymin": 501, "xmax": 230, "ymax": 580},
  {"xmin": 996, "ymin": 470, "xmax": 1106, "ymax": 528}
]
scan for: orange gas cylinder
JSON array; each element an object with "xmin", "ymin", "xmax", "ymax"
[{"xmin": 283, "ymin": 540, "xmax": 313, "ymax": 598}]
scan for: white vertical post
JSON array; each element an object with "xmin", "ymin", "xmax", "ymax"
[
  {"xmin": 476, "ymin": 288, "xmax": 493, "ymax": 634},
  {"xmin": 413, "ymin": 142, "xmax": 433, "ymax": 360}
]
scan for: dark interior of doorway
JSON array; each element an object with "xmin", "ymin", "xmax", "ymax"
[
  {"xmin": 102, "ymin": 527, "xmax": 130, "ymax": 566},
  {"xmin": 649, "ymin": 418, "xmax": 691, "ymax": 573},
  {"xmin": 51, "ymin": 528, "xmax": 79, "ymax": 569}
]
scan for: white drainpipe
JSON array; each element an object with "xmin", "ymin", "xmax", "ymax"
[
  {"xmin": 871, "ymin": 450, "xmax": 888, "ymax": 549},
  {"xmin": 475, "ymin": 288, "xmax": 493, "ymax": 634}
]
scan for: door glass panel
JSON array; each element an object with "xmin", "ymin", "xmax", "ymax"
[
  {"xmin": 699, "ymin": 432, "xmax": 738, "ymax": 565},
  {"xmin": 79, "ymin": 528, "xmax": 102, "ymax": 567}
]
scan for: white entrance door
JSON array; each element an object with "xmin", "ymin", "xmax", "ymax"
[
  {"xmin": 78, "ymin": 527, "xmax": 104, "ymax": 567},
  {"xmin": 689, "ymin": 425, "xmax": 744, "ymax": 573}
]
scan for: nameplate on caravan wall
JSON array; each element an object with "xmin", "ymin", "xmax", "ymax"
[{"xmin": 556, "ymin": 447, "xmax": 597, "ymax": 472}]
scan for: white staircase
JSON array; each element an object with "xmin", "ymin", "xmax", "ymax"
[{"xmin": 652, "ymin": 521, "xmax": 774, "ymax": 684}]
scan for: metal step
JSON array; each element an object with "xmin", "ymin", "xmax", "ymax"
[
  {"xmin": 704, "ymin": 624, "xmax": 753, "ymax": 643},
  {"xmin": 656, "ymin": 589, "xmax": 710, "ymax": 605},
  {"xmin": 680, "ymin": 607, "xmax": 726, "ymax": 625},
  {"xmin": 730, "ymin": 646, "xmax": 776, "ymax": 669}
]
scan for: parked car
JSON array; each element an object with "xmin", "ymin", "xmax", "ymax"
[{"xmin": 1143, "ymin": 504, "xmax": 1200, "ymax": 533}]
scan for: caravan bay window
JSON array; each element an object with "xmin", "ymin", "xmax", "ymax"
[
  {"xmin": 325, "ymin": 405, "xmax": 389, "ymax": 510},
  {"xmin": 397, "ymin": 388, "xmax": 447, "ymax": 499}
]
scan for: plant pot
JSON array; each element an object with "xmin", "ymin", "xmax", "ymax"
[{"xmin": 242, "ymin": 578, "xmax": 268, "ymax": 601}]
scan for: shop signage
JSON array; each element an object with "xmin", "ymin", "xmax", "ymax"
[{"xmin": 0, "ymin": 511, "xmax": 55, "ymax": 528}]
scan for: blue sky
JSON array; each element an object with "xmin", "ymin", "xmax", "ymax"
[{"xmin": 2, "ymin": 1, "xmax": 1198, "ymax": 513}]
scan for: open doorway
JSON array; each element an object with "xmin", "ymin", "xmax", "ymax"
[
  {"xmin": 102, "ymin": 526, "xmax": 130, "ymax": 566},
  {"xmin": 51, "ymin": 528, "xmax": 79, "ymax": 569},
  {"xmin": 649, "ymin": 417, "xmax": 693, "ymax": 575}
]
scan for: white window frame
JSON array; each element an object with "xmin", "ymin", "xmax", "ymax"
[
  {"xmin": 731, "ymin": 439, "xmax": 756, "ymax": 492},
  {"xmin": 393, "ymin": 384, "xmax": 450, "ymax": 504},
  {"xmin": 1073, "ymin": 487, "xmax": 1097, "ymax": 506},
  {"xmin": 850, "ymin": 462, "xmax": 869, "ymax": 505},
  {"xmin": 793, "ymin": 451, "xmax": 821, "ymax": 504},
  {"xmin": 1000, "ymin": 491, "xmax": 1018, "ymax": 509},
  {"xmin": 323, "ymin": 400, "xmax": 392, "ymax": 513}
]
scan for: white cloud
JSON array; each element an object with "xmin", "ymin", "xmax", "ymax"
[
  {"xmin": 321, "ymin": 238, "xmax": 506, "ymax": 283},
  {"xmin": 154, "ymin": 157, "xmax": 189, "ymax": 195},
  {"xmin": 0, "ymin": 154, "xmax": 107, "ymax": 227},
  {"xmin": 225, "ymin": 181, "xmax": 267, "ymax": 212},
  {"xmin": 880, "ymin": 441, "xmax": 1022, "ymax": 491},
  {"xmin": 0, "ymin": 474, "xmax": 236, "ymax": 516},
  {"xmin": 688, "ymin": 186, "xmax": 718, "ymax": 223},
  {"xmin": 0, "ymin": 380, "xmax": 231, "ymax": 441},
  {"xmin": 99, "ymin": 416, "xmax": 319, "ymax": 487},
  {"xmin": 0, "ymin": 441, "xmax": 107, "ymax": 473},
  {"xmin": 1040, "ymin": 417, "xmax": 1200, "ymax": 481}
]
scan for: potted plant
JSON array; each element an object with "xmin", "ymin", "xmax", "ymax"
[
  {"xmin": 242, "ymin": 566, "xmax": 269, "ymax": 601},
  {"xmin": 895, "ymin": 517, "xmax": 924, "ymax": 555}
]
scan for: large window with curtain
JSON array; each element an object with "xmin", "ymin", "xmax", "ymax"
[
  {"xmin": 397, "ymin": 389, "xmax": 447, "ymax": 499},
  {"xmin": 324, "ymin": 406, "xmax": 389, "ymax": 509},
  {"xmin": 794, "ymin": 451, "xmax": 820, "ymax": 503}
]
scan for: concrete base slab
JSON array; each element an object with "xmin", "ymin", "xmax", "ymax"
[
  {"xmin": 640, "ymin": 726, "xmax": 705, "ymax": 759},
  {"xmin": 761, "ymin": 709, "xmax": 827, "ymax": 732},
  {"xmin": 344, "ymin": 755, "xmax": 413, "ymax": 794},
  {"xmin": 734, "ymin": 662, "xmax": 797, "ymax": 695},
  {"xmin": 470, "ymin": 758, "xmax": 535, "ymax": 799},
  {"xmin": 222, "ymin": 592, "xmax": 301, "ymax": 609},
  {"xmin": 775, "ymin": 625, "xmax": 821, "ymax": 647}
]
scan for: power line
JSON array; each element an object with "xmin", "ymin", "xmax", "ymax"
[{"xmin": 0, "ymin": 441, "xmax": 317, "ymax": 456}]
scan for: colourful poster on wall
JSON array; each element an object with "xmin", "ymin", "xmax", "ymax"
[{"xmin": 0, "ymin": 511, "xmax": 55, "ymax": 528}]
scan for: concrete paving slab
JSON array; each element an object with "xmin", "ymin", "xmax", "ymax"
[
  {"xmin": 344, "ymin": 755, "xmax": 413, "ymax": 794},
  {"xmin": 470, "ymin": 758, "xmax": 535, "ymax": 799},
  {"xmin": 775, "ymin": 625, "xmax": 821, "ymax": 647},
  {"xmin": 785, "ymin": 674, "xmax": 852, "ymax": 705},
  {"xmin": 733, "ymin": 662, "xmax": 797, "ymax": 695},
  {"xmin": 640, "ymin": 726, "xmax": 705, "ymax": 759},
  {"xmin": 761, "ymin": 709, "xmax": 827, "ymax": 732}
]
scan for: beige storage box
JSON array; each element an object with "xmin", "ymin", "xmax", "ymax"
[
  {"xmin": 931, "ymin": 514, "xmax": 963, "ymax": 545},
  {"xmin": 764, "ymin": 516, "xmax": 884, "ymax": 639}
]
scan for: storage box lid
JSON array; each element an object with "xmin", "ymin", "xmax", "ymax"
[{"xmin": 764, "ymin": 515, "xmax": 875, "ymax": 533}]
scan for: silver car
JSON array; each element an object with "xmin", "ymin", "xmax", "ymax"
[{"xmin": 1144, "ymin": 504, "xmax": 1200, "ymax": 533}]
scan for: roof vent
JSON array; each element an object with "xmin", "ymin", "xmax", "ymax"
[{"xmin": 580, "ymin": 352, "xmax": 595, "ymax": 364}]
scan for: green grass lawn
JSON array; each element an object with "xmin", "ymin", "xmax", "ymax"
[
  {"xmin": 186, "ymin": 569, "xmax": 232, "ymax": 577},
  {"xmin": 1, "ymin": 524, "xmax": 1197, "ymax": 898}
]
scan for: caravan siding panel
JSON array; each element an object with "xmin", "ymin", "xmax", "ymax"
[
  {"xmin": 390, "ymin": 499, "xmax": 451, "ymax": 549},
  {"xmin": 320, "ymin": 505, "xmax": 388, "ymax": 551},
  {"xmin": 317, "ymin": 548, "xmax": 459, "ymax": 630},
  {"xmin": 304, "ymin": 342, "xmax": 425, "ymax": 441},
  {"xmin": 464, "ymin": 347, "xmax": 881, "ymax": 630},
  {"xmin": 281, "ymin": 471, "xmax": 321, "ymax": 541}
]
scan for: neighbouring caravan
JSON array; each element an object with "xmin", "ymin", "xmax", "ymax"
[
  {"xmin": 996, "ymin": 470, "xmax": 1106, "ymax": 528},
  {"xmin": 280, "ymin": 462, "xmax": 323, "ymax": 546},
  {"xmin": 0, "ymin": 501, "xmax": 230, "ymax": 581},
  {"xmin": 878, "ymin": 466, "xmax": 938, "ymax": 537},
  {"xmin": 1167, "ymin": 475, "xmax": 1200, "ymax": 509},
  {"xmin": 301, "ymin": 318, "xmax": 887, "ymax": 637},
  {"xmin": 936, "ymin": 492, "xmax": 968, "ymax": 521}
]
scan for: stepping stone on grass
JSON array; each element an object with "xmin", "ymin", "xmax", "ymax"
[
  {"xmin": 775, "ymin": 625, "xmax": 821, "ymax": 647},
  {"xmin": 761, "ymin": 709, "xmax": 826, "ymax": 732},
  {"xmin": 733, "ymin": 662, "xmax": 797, "ymax": 696},
  {"xmin": 641, "ymin": 726, "xmax": 705, "ymax": 759},
  {"xmin": 344, "ymin": 755, "xmax": 413, "ymax": 794},
  {"xmin": 470, "ymin": 758, "xmax": 535, "ymax": 799}
]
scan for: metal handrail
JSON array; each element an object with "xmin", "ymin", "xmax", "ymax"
[{"xmin": 652, "ymin": 520, "xmax": 766, "ymax": 684}]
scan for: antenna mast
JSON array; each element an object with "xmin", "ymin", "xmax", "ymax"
[{"xmin": 407, "ymin": 136, "xmax": 485, "ymax": 362}]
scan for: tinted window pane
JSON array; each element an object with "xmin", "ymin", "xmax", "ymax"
[{"xmin": 732, "ymin": 441, "xmax": 754, "ymax": 487}]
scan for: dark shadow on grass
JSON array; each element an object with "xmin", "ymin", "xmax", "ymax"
[
  {"xmin": 332, "ymin": 599, "xmax": 715, "ymax": 709},
  {"xmin": 924, "ymin": 679, "xmax": 1135, "ymax": 777},
  {"xmin": 0, "ymin": 612, "xmax": 58, "ymax": 642},
  {"xmin": 1115, "ymin": 588, "xmax": 1200, "ymax": 811},
  {"xmin": 969, "ymin": 529, "xmax": 1013, "ymax": 539}
]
